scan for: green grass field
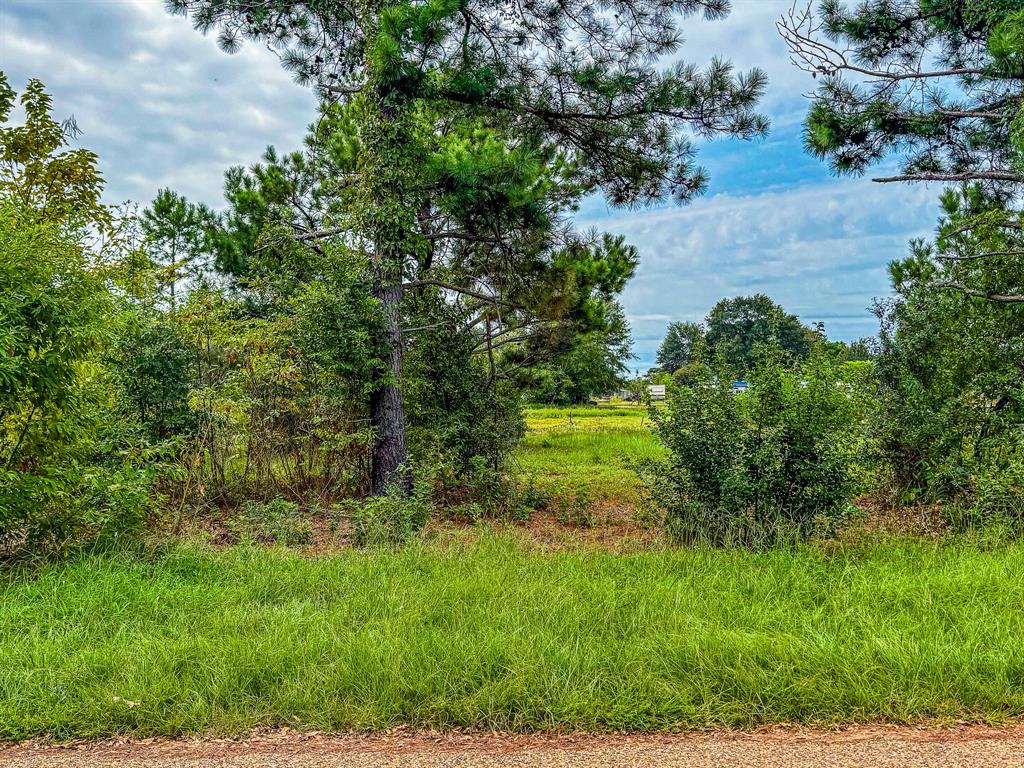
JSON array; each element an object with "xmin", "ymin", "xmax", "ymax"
[
  {"xmin": 516, "ymin": 405, "xmax": 663, "ymax": 502},
  {"xmin": 3, "ymin": 405, "xmax": 1021, "ymax": 741},
  {"xmin": 2, "ymin": 535, "xmax": 1022, "ymax": 738}
]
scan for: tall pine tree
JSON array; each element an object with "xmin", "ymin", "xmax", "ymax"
[{"xmin": 169, "ymin": 0, "xmax": 768, "ymax": 494}]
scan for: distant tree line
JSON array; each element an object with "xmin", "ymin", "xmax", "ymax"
[{"xmin": 654, "ymin": 294, "xmax": 872, "ymax": 382}]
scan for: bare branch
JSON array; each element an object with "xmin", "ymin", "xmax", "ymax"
[
  {"xmin": 937, "ymin": 109, "xmax": 1010, "ymax": 120},
  {"xmin": 323, "ymin": 83, "xmax": 365, "ymax": 95},
  {"xmin": 403, "ymin": 279, "xmax": 522, "ymax": 309},
  {"xmin": 294, "ymin": 225, "xmax": 348, "ymax": 242},
  {"xmin": 472, "ymin": 334, "xmax": 534, "ymax": 353},
  {"xmin": 943, "ymin": 219, "xmax": 1024, "ymax": 237},
  {"xmin": 937, "ymin": 250, "xmax": 1024, "ymax": 262},
  {"xmin": 423, "ymin": 230, "xmax": 500, "ymax": 243},
  {"xmin": 778, "ymin": 4, "xmax": 986, "ymax": 84},
  {"xmin": 938, "ymin": 283, "xmax": 1024, "ymax": 303},
  {"xmin": 872, "ymin": 171, "xmax": 1024, "ymax": 184}
]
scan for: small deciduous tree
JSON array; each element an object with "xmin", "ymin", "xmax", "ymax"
[
  {"xmin": 0, "ymin": 75, "xmax": 149, "ymax": 555},
  {"xmin": 0, "ymin": 74, "xmax": 105, "ymax": 228}
]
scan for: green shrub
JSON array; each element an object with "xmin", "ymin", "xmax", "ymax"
[
  {"xmin": 110, "ymin": 318, "xmax": 195, "ymax": 442},
  {"xmin": 0, "ymin": 78, "xmax": 152, "ymax": 558},
  {"xmin": 941, "ymin": 441, "xmax": 1024, "ymax": 534},
  {"xmin": 555, "ymin": 491, "xmax": 594, "ymax": 528},
  {"xmin": 870, "ymin": 214, "xmax": 1024, "ymax": 509},
  {"xmin": 405, "ymin": 306, "xmax": 525, "ymax": 479},
  {"xmin": 645, "ymin": 347, "xmax": 859, "ymax": 547},
  {"xmin": 404, "ymin": 306, "xmax": 526, "ymax": 513},
  {"xmin": 346, "ymin": 482, "xmax": 431, "ymax": 548},
  {"xmin": 177, "ymin": 286, "xmax": 376, "ymax": 506},
  {"xmin": 227, "ymin": 498, "xmax": 312, "ymax": 546},
  {"xmin": 518, "ymin": 477, "xmax": 550, "ymax": 516}
]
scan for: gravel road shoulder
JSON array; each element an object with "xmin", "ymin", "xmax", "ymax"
[{"xmin": 3, "ymin": 724, "xmax": 1022, "ymax": 767}]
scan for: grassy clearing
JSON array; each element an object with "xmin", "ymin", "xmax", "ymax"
[
  {"xmin": 2, "ymin": 535, "xmax": 1023, "ymax": 739},
  {"xmin": 517, "ymin": 405, "xmax": 662, "ymax": 502}
]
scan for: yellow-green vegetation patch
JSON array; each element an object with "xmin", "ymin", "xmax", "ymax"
[
  {"xmin": 517, "ymin": 405, "xmax": 664, "ymax": 503},
  {"xmin": 525, "ymin": 404, "xmax": 654, "ymax": 431}
]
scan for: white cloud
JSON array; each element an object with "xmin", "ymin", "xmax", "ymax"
[
  {"xmin": 1, "ymin": 0, "xmax": 315, "ymax": 206},
  {"xmin": 582, "ymin": 178, "xmax": 939, "ymax": 366}
]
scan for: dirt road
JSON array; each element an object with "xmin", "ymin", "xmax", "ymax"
[{"xmin": 4, "ymin": 726, "xmax": 1023, "ymax": 767}]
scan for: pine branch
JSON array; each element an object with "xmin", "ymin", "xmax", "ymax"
[
  {"xmin": 403, "ymin": 279, "xmax": 522, "ymax": 310},
  {"xmin": 937, "ymin": 250, "xmax": 1024, "ymax": 262}
]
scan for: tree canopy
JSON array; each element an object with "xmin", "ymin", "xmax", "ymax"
[
  {"xmin": 656, "ymin": 321, "xmax": 705, "ymax": 374},
  {"xmin": 141, "ymin": 189, "xmax": 214, "ymax": 311},
  {"xmin": 703, "ymin": 294, "xmax": 813, "ymax": 375}
]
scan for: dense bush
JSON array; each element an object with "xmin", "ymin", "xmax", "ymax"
[
  {"xmin": 166, "ymin": 249, "xmax": 528, "ymax": 523},
  {"xmin": 0, "ymin": 211, "xmax": 155, "ymax": 557},
  {"xmin": 645, "ymin": 348, "xmax": 860, "ymax": 547},
  {"xmin": 176, "ymin": 285, "xmax": 376, "ymax": 507},
  {"xmin": 111, "ymin": 318, "xmax": 196, "ymax": 442},
  {"xmin": 404, "ymin": 300, "xmax": 525, "ymax": 492},
  {"xmin": 869, "ymin": 209, "xmax": 1024, "ymax": 530}
]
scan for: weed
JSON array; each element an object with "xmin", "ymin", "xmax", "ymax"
[{"xmin": 226, "ymin": 498, "xmax": 312, "ymax": 547}]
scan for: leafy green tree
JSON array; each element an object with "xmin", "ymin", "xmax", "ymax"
[
  {"xmin": 841, "ymin": 337, "xmax": 874, "ymax": 362},
  {"xmin": 516, "ymin": 300, "xmax": 634, "ymax": 404},
  {"xmin": 403, "ymin": 299, "xmax": 525, "ymax": 478},
  {"xmin": 703, "ymin": 294, "xmax": 812, "ymax": 375},
  {"xmin": 656, "ymin": 321, "xmax": 705, "ymax": 374},
  {"xmin": 1, "ymin": 76, "xmax": 149, "ymax": 554},
  {"xmin": 169, "ymin": 0, "xmax": 768, "ymax": 495},
  {"xmin": 208, "ymin": 145, "xmax": 320, "ymax": 279},
  {"xmin": 141, "ymin": 189, "xmax": 215, "ymax": 311},
  {"xmin": 0, "ymin": 74, "xmax": 105, "ymax": 228},
  {"xmin": 555, "ymin": 303, "xmax": 635, "ymax": 404},
  {"xmin": 110, "ymin": 319, "xmax": 195, "ymax": 442},
  {"xmin": 907, "ymin": 185, "xmax": 1024, "ymax": 305}
]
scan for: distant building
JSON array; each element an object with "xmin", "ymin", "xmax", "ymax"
[{"xmin": 730, "ymin": 380, "xmax": 749, "ymax": 394}]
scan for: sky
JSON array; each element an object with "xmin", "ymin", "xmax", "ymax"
[{"xmin": 1, "ymin": 0, "xmax": 943, "ymax": 370}]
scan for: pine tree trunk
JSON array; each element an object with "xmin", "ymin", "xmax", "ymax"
[
  {"xmin": 356, "ymin": 57, "xmax": 419, "ymax": 496},
  {"xmin": 369, "ymin": 276, "xmax": 411, "ymax": 495}
]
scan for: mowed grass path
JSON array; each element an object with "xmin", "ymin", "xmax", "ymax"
[
  {"xmin": 2, "ymin": 536, "xmax": 1023, "ymax": 738},
  {"xmin": 517, "ymin": 405, "xmax": 664, "ymax": 502}
]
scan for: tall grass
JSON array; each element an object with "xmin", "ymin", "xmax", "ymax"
[
  {"xmin": 519, "ymin": 405, "xmax": 662, "ymax": 501},
  {"xmin": 2, "ymin": 535, "xmax": 1022, "ymax": 738}
]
